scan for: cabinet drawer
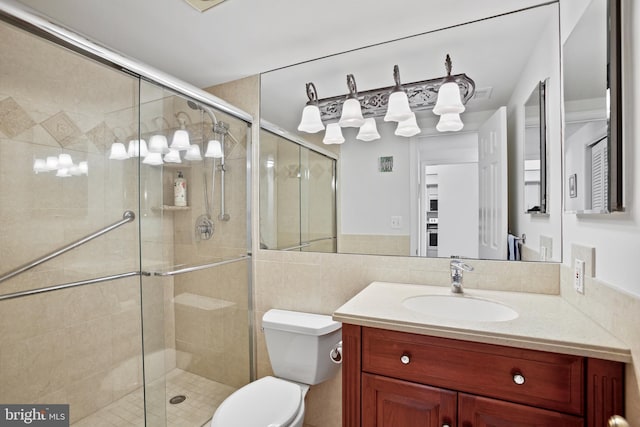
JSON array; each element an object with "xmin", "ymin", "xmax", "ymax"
[{"xmin": 362, "ymin": 327, "xmax": 584, "ymax": 415}]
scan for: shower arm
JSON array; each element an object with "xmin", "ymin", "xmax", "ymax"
[{"xmin": 0, "ymin": 210, "xmax": 135, "ymax": 285}]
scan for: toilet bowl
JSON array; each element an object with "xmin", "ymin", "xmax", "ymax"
[
  {"xmin": 210, "ymin": 309, "xmax": 342, "ymax": 427},
  {"xmin": 211, "ymin": 376, "xmax": 308, "ymax": 427}
]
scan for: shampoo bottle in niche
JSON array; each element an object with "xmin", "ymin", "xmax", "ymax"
[{"xmin": 174, "ymin": 171, "xmax": 187, "ymax": 207}]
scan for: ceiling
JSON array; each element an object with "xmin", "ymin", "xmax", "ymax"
[{"xmin": 16, "ymin": 0, "xmax": 551, "ymax": 89}]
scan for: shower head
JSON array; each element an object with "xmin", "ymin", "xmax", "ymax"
[{"xmin": 187, "ymin": 100, "xmax": 218, "ymax": 124}]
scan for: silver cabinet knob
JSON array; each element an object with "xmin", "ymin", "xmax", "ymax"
[
  {"xmin": 513, "ymin": 373, "xmax": 526, "ymax": 385},
  {"xmin": 400, "ymin": 354, "xmax": 410, "ymax": 364},
  {"xmin": 608, "ymin": 415, "xmax": 630, "ymax": 427},
  {"xmin": 442, "ymin": 424, "xmax": 451, "ymax": 427}
]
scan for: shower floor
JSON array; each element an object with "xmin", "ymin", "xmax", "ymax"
[{"xmin": 71, "ymin": 369, "xmax": 236, "ymax": 427}]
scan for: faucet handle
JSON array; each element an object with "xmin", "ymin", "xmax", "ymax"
[{"xmin": 450, "ymin": 260, "xmax": 474, "ymax": 272}]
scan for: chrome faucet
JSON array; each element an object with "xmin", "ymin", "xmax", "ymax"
[{"xmin": 450, "ymin": 260, "xmax": 474, "ymax": 293}]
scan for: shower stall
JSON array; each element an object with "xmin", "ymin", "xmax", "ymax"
[{"xmin": 0, "ymin": 2, "xmax": 253, "ymax": 426}]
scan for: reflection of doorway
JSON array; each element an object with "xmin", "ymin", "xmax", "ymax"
[{"xmin": 412, "ymin": 107, "xmax": 507, "ymax": 259}]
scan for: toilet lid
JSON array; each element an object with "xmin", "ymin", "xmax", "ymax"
[{"xmin": 211, "ymin": 376, "xmax": 303, "ymax": 427}]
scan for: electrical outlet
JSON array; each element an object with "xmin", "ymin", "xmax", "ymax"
[
  {"xmin": 574, "ymin": 259, "xmax": 585, "ymax": 294},
  {"xmin": 391, "ymin": 216, "xmax": 402, "ymax": 229}
]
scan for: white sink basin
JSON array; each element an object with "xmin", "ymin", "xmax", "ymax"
[{"xmin": 402, "ymin": 294, "xmax": 519, "ymax": 322}]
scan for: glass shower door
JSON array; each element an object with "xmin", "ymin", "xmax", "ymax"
[
  {"xmin": 0, "ymin": 18, "xmax": 145, "ymax": 426},
  {"xmin": 138, "ymin": 80, "xmax": 252, "ymax": 427}
]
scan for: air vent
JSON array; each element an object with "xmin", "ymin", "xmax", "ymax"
[{"xmin": 472, "ymin": 87, "xmax": 493, "ymax": 101}]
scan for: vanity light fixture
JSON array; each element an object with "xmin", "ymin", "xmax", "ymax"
[
  {"xmin": 149, "ymin": 134, "xmax": 170, "ymax": 154},
  {"xmin": 338, "ymin": 74, "xmax": 365, "ymax": 128},
  {"xmin": 323, "ymin": 123, "xmax": 345, "ymax": 144},
  {"xmin": 300, "ymin": 58, "xmax": 474, "ymax": 142},
  {"xmin": 433, "ymin": 54, "xmax": 466, "ymax": 132},
  {"xmin": 395, "ymin": 112, "xmax": 421, "ymax": 137},
  {"xmin": 127, "ymin": 139, "xmax": 148, "ymax": 158},
  {"xmin": 356, "ymin": 118, "xmax": 381, "ymax": 141},
  {"xmin": 297, "ymin": 82, "xmax": 325, "ymax": 133},
  {"xmin": 109, "ymin": 142, "xmax": 129, "ymax": 160},
  {"xmin": 184, "ymin": 144, "xmax": 203, "ymax": 161},
  {"xmin": 384, "ymin": 65, "xmax": 413, "ymax": 123},
  {"xmin": 164, "ymin": 149, "xmax": 182, "ymax": 163},
  {"xmin": 205, "ymin": 122, "xmax": 228, "ymax": 159},
  {"xmin": 33, "ymin": 154, "xmax": 88, "ymax": 176}
]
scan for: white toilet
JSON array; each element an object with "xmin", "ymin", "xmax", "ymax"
[{"xmin": 210, "ymin": 309, "xmax": 342, "ymax": 427}]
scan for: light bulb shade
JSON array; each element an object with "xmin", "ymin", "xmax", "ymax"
[
  {"xmin": 436, "ymin": 113, "xmax": 464, "ymax": 132},
  {"xmin": 356, "ymin": 118, "xmax": 381, "ymax": 141},
  {"xmin": 433, "ymin": 81, "xmax": 465, "ymax": 115},
  {"xmin": 163, "ymin": 149, "xmax": 182, "ymax": 163},
  {"xmin": 170, "ymin": 129, "xmax": 191, "ymax": 151},
  {"xmin": 33, "ymin": 158, "xmax": 47, "ymax": 173},
  {"xmin": 142, "ymin": 152, "xmax": 163, "ymax": 165},
  {"xmin": 45, "ymin": 156, "xmax": 59, "ymax": 170},
  {"xmin": 58, "ymin": 153, "xmax": 73, "ymax": 168},
  {"xmin": 322, "ymin": 123, "xmax": 345, "ymax": 145},
  {"xmin": 338, "ymin": 98, "xmax": 365, "ymax": 128},
  {"xmin": 56, "ymin": 167, "xmax": 70, "ymax": 177},
  {"xmin": 78, "ymin": 161, "xmax": 89, "ymax": 175},
  {"xmin": 297, "ymin": 105, "xmax": 325, "ymax": 133},
  {"xmin": 127, "ymin": 139, "xmax": 148, "ymax": 157},
  {"xmin": 204, "ymin": 140, "xmax": 223, "ymax": 158},
  {"xmin": 69, "ymin": 165, "xmax": 82, "ymax": 176},
  {"xmin": 109, "ymin": 143, "xmax": 129, "ymax": 160},
  {"xmin": 184, "ymin": 144, "xmax": 203, "ymax": 161},
  {"xmin": 395, "ymin": 113, "xmax": 421, "ymax": 137},
  {"xmin": 384, "ymin": 90, "xmax": 413, "ymax": 122},
  {"xmin": 149, "ymin": 134, "xmax": 169, "ymax": 154}
]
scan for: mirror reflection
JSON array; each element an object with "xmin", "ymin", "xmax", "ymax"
[
  {"xmin": 563, "ymin": 0, "xmax": 623, "ymax": 213},
  {"xmin": 260, "ymin": 3, "xmax": 562, "ymax": 262},
  {"xmin": 523, "ymin": 80, "xmax": 547, "ymax": 214}
]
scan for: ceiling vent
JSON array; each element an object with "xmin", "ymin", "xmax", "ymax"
[
  {"xmin": 183, "ymin": 0, "xmax": 226, "ymax": 12},
  {"xmin": 471, "ymin": 87, "xmax": 493, "ymax": 101}
]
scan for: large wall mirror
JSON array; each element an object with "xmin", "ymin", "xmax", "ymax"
[
  {"xmin": 563, "ymin": 0, "xmax": 623, "ymax": 213},
  {"xmin": 260, "ymin": 2, "xmax": 563, "ymax": 262}
]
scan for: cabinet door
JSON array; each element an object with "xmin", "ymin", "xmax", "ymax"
[
  {"xmin": 458, "ymin": 393, "xmax": 583, "ymax": 427},
  {"xmin": 363, "ymin": 373, "xmax": 456, "ymax": 427}
]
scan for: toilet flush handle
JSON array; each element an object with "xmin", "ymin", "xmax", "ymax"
[{"xmin": 330, "ymin": 341, "xmax": 343, "ymax": 364}]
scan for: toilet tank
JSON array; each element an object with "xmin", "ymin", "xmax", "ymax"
[{"xmin": 262, "ymin": 309, "xmax": 342, "ymax": 385}]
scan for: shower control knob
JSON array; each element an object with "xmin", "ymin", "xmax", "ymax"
[
  {"xmin": 400, "ymin": 354, "xmax": 410, "ymax": 365},
  {"xmin": 513, "ymin": 372, "xmax": 526, "ymax": 385}
]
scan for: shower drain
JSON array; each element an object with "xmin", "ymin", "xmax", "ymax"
[{"xmin": 169, "ymin": 395, "xmax": 187, "ymax": 405}]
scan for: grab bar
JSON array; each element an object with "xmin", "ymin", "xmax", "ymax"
[
  {"xmin": 0, "ymin": 210, "xmax": 136, "ymax": 284},
  {"xmin": 0, "ymin": 271, "xmax": 140, "ymax": 302},
  {"xmin": 152, "ymin": 255, "xmax": 250, "ymax": 277}
]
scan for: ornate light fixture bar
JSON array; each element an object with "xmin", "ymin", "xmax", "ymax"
[{"xmin": 316, "ymin": 73, "xmax": 476, "ymax": 122}]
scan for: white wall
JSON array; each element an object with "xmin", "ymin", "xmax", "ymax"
[
  {"xmin": 561, "ymin": 0, "xmax": 640, "ymax": 298},
  {"xmin": 506, "ymin": 5, "xmax": 562, "ymax": 261},
  {"xmin": 339, "ymin": 121, "xmax": 411, "ymax": 235}
]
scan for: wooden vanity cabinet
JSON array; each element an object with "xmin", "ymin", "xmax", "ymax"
[{"xmin": 342, "ymin": 324, "xmax": 624, "ymax": 427}]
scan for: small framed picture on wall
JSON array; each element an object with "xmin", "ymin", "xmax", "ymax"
[
  {"xmin": 379, "ymin": 156, "xmax": 393, "ymax": 173},
  {"xmin": 569, "ymin": 173, "xmax": 577, "ymax": 198}
]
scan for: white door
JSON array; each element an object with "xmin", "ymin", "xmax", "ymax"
[{"xmin": 478, "ymin": 107, "xmax": 508, "ymax": 260}]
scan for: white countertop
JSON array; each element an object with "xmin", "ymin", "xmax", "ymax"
[{"xmin": 333, "ymin": 282, "xmax": 631, "ymax": 363}]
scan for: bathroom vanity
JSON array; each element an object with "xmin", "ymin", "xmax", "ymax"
[{"xmin": 333, "ymin": 282, "xmax": 629, "ymax": 427}]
